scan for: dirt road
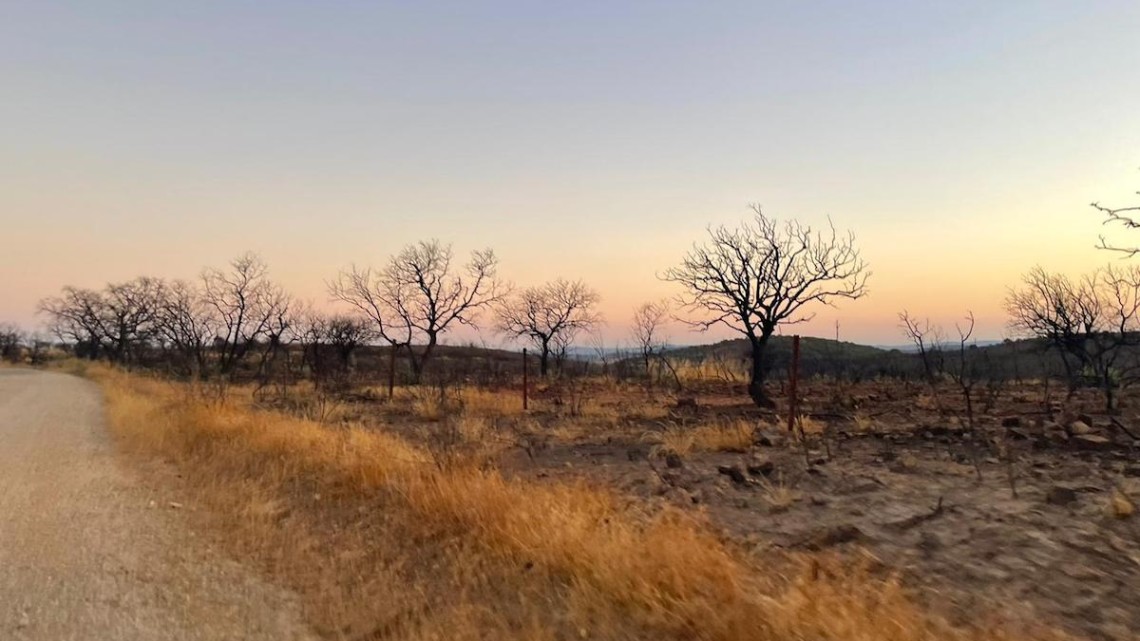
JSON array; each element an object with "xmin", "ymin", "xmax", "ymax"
[{"xmin": 0, "ymin": 369, "xmax": 315, "ymax": 641}]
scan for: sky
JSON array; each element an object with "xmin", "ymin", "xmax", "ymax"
[{"xmin": 2, "ymin": 1, "xmax": 1139, "ymax": 347}]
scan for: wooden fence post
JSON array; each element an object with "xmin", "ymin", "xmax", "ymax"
[
  {"xmin": 787, "ymin": 335, "xmax": 801, "ymax": 432},
  {"xmin": 522, "ymin": 347, "xmax": 529, "ymax": 411}
]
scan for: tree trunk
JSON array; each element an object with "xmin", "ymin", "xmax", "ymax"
[
  {"xmin": 747, "ymin": 334, "xmax": 776, "ymax": 409},
  {"xmin": 539, "ymin": 339, "xmax": 551, "ymax": 377}
]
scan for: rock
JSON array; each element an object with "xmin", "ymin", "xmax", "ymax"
[
  {"xmin": 1078, "ymin": 413, "xmax": 1095, "ymax": 427},
  {"xmin": 1001, "ymin": 417, "xmax": 1022, "ymax": 428},
  {"xmin": 747, "ymin": 460, "xmax": 775, "ymax": 477},
  {"xmin": 810, "ymin": 495, "xmax": 829, "ymax": 507},
  {"xmin": 1007, "ymin": 428, "xmax": 1031, "ymax": 441},
  {"xmin": 799, "ymin": 524, "xmax": 865, "ymax": 550},
  {"xmin": 807, "ymin": 466, "xmax": 825, "ymax": 476},
  {"xmin": 1045, "ymin": 486, "xmax": 1078, "ymax": 506},
  {"xmin": 755, "ymin": 435, "xmax": 774, "ymax": 447},
  {"xmin": 664, "ymin": 452, "xmax": 684, "ymax": 469},
  {"xmin": 1069, "ymin": 421, "xmax": 1093, "ymax": 435},
  {"xmin": 717, "ymin": 465, "xmax": 747, "ymax": 485},
  {"xmin": 1073, "ymin": 434, "xmax": 1112, "ymax": 450},
  {"xmin": 626, "ymin": 448, "xmax": 647, "ymax": 462},
  {"xmin": 1123, "ymin": 466, "xmax": 1140, "ymax": 478},
  {"xmin": 917, "ymin": 532, "xmax": 942, "ymax": 552},
  {"xmin": 168, "ymin": 501, "xmax": 184, "ymax": 509},
  {"xmin": 811, "ymin": 457, "xmax": 828, "ymax": 466}
]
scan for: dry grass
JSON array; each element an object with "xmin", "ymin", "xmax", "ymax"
[
  {"xmin": 1109, "ymin": 486, "xmax": 1136, "ymax": 519},
  {"xmin": 758, "ymin": 476, "xmax": 801, "ymax": 514},
  {"xmin": 90, "ymin": 365, "xmax": 1069, "ymax": 641},
  {"xmin": 459, "ymin": 386, "xmax": 523, "ymax": 417},
  {"xmin": 647, "ymin": 419, "xmax": 755, "ymax": 458}
]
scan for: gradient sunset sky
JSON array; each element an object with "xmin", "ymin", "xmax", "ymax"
[{"xmin": 3, "ymin": 2, "xmax": 1139, "ymax": 346}]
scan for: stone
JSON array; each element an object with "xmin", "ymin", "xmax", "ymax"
[
  {"xmin": 664, "ymin": 452, "xmax": 684, "ymax": 469},
  {"xmin": 1073, "ymin": 434, "xmax": 1112, "ymax": 450},
  {"xmin": 717, "ymin": 465, "xmax": 747, "ymax": 485},
  {"xmin": 1045, "ymin": 486, "xmax": 1078, "ymax": 506},
  {"xmin": 1069, "ymin": 421, "xmax": 1093, "ymax": 435},
  {"xmin": 747, "ymin": 460, "xmax": 775, "ymax": 477},
  {"xmin": 1001, "ymin": 417, "xmax": 1022, "ymax": 428}
]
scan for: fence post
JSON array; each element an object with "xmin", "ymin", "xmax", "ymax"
[
  {"xmin": 522, "ymin": 347, "xmax": 529, "ymax": 411},
  {"xmin": 787, "ymin": 335, "xmax": 801, "ymax": 432},
  {"xmin": 387, "ymin": 346, "xmax": 396, "ymax": 400}
]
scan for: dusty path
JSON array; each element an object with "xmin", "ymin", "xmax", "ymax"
[{"xmin": 0, "ymin": 369, "xmax": 315, "ymax": 641}]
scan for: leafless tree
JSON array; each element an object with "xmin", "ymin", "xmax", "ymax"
[
  {"xmin": 899, "ymin": 311, "xmax": 945, "ymax": 384},
  {"xmin": 201, "ymin": 253, "xmax": 289, "ymax": 377},
  {"xmin": 153, "ymin": 279, "xmax": 217, "ymax": 378},
  {"xmin": 1093, "ymin": 187, "xmax": 1140, "ymax": 256},
  {"xmin": 946, "ymin": 312, "xmax": 980, "ymax": 429},
  {"xmin": 330, "ymin": 240, "xmax": 500, "ymax": 383},
  {"xmin": 631, "ymin": 300, "xmax": 682, "ymax": 390},
  {"xmin": 0, "ymin": 323, "xmax": 24, "ymax": 362},
  {"xmin": 663, "ymin": 206, "xmax": 869, "ymax": 408},
  {"xmin": 38, "ymin": 277, "xmax": 164, "ymax": 364},
  {"xmin": 38, "ymin": 286, "xmax": 110, "ymax": 359},
  {"xmin": 1006, "ymin": 265, "xmax": 1140, "ymax": 412},
  {"xmin": 99, "ymin": 277, "xmax": 166, "ymax": 365},
  {"xmin": 496, "ymin": 279, "xmax": 602, "ymax": 376}
]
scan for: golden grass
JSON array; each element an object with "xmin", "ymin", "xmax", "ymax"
[
  {"xmin": 1109, "ymin": 487, "xmax": 1136, "ymax": 519},
  {"xmin": 91, "ymin": 365, "xmax": 1069, "ymax": 641},
  {"xmin": 647, "ymin": 419, "xmax": 754, "ymax": 457}
]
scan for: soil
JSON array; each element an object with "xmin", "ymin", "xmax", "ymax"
[{"xmin": 489, "ymin": 379, "xmax": 1140, "ymax": 641}]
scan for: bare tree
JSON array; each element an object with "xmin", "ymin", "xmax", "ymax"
[
  {"xmin": 663, "ymin": 206, "xmax": 869, "ymax": 408},
  {"xmin": 153, "ymin": 279, "xmax": 217, "ymax": 378},
  {"xmin": 496, "ymin": 279, "xmax": 602, "ymax": 376},
  {"xmin": 1006, "ymin": 265, "xmax": 1140, "ymax": 412},
  {"xmin": 1093, "ymin": 187, "xmax": 1140, "ymax": 256},
  {"xmin": 99, "ymin": 277, "xmax": 165, "ymax": 365},
  {"xmin": 331, "ymin": 240, "xmax": 500, "ymax": 383},
  {"xmin": 899, "ymin": 311, "xmax": 945, "ymax": 384},
  {"xmin": 0, "ymin": 323, "xmax": 24, "ymax": 362},
  {"xmin": 631, "ymin": 300, "xmax": 681, "ymax": 390},
  {"xmin": 38, "ymin": 286, "xmax": 110, "ymax": 359},
  {"xmin": 37, "ymin": 277, "xmax": 164, "ymax": 364},
  {"xmin": 201, "ymin": 253, "xmax": 288, "ymax": 378},
  {"xmin": 946, "ymin": 312, "xmax": 979, "ymax": 429}
]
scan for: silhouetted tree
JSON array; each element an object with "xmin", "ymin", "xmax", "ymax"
[
  {"xmin": 1093, "ymin": 187, "xmax": 1140, "ymax": 256},
  {"xmin": 331, "ymin": 240, "xmax": 500, "ymax": 383},
  {"xmin": 1006, "ymin": 265, "xmax": 1140, "ymax": 412},
  {"xmin": 201, "ymin": 252, "xmax": 289, "ymax": 377},
  {"xmin": 663, "ymin": 206, "xmax": 869, "ymax": 408},
  {"xmin": 153, "ymin": 279, "xmax": 217, "ymax": 378},
  {"xmin": 496, "ymin": 279, "xmax": 601, "ymax": 376},
  {"xmin": 0, "ymin": 323, "xmax": 24, "ymax": 362}
]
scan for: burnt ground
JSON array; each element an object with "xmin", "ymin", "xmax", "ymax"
[
  {"xmin": 310, "ymin": 377, "xmax": 1140, "ymax": 641},
  {"xmin": 490, "ymin": 381, "xmax": 1140, "ymax": 641}
]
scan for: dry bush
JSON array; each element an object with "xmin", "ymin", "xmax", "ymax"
[
  {"xmin": 1109, "ymin": 486, "xmax": 1136, "ymax": 519},
  {"xmin": 796, "ymin": 416, "xmax": 826, "ymax": 435},
  {"xmin": 91, "ymin": 365, "xmax": 1071, "ymax": 641},
  {"xmin": 758, "ymin": 476, "xmax": 801, "ymax": 514},
  {"xmin": 852, "ymin": 412, "xmax": 877, "ymax": 433}
]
